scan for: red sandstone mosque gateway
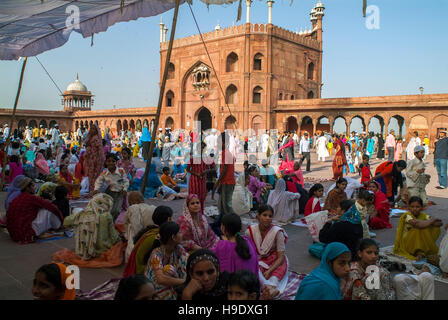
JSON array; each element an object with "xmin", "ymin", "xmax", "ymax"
[{"xmin": 1, "ymin": 1, "xmax": 447, "ymax": 145}]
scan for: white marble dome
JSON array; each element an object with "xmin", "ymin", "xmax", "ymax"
[{"xmin": 66, "ymin": 74, "xmax": 88, "ymax": 92}]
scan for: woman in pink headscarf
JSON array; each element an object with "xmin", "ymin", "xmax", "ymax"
[
  {"xmin": 85, "ymin": 124, "xmax": 105, "ymax": 193},
  {"xmin": 177, "ymin": 194, "xmax": 219, "ymax": 253},
  {"xmin": 34, "ymin": 152, "xmax": 50, "ymax": 177}
]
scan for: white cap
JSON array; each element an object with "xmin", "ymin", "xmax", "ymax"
[
  {"xmin": 414, "ymin": 145, "xmax": 425, "ymax": 153},
  {"xmin": 159, "ymin": 128, "xmax": 162, "ymax": 131}
]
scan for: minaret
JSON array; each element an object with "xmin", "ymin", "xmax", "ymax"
[
  {"xmin": 246, "ymin": 0, "xmax": 253, "ymax": 23},
  {"xmin": 159, "ymin": 17, "xmax": 165, "ymax": 43},
  {"xmin": 267, "ymin": 0, "xmax": 274, "ymax": 24},
  {"xmin": 314, "ymin": 0, "xmax": 325, "ymax": 45},
  {"xmin": 163, "ymin": 25, "xmax": 168, "ymax": 42},
  {"xmin": 310, "ymin": 7, "xmax": 317, "ymax": 30}
]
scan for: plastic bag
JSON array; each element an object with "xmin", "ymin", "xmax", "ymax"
[{"xmin": 305, "ymin": 210, "xmax": 329, "ymax": 242}]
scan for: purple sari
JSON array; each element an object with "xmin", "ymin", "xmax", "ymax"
[{"xmin": 212, "ymin": 235, "xmax": 259, "ymax": 277}]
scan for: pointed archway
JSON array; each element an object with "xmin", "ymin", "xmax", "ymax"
[{"xmin": 196, "ymin": 107, "xmax": 212, "ymax": 131}]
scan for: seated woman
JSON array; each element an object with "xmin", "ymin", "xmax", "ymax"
[
  {"xmin": 6, "ymin": 177, "xmax": 63, "ymax": 244},
  {"xmin": 123, "ymin": 206, "xmax": 173, "ymax": 277},
  {"xmin": 295, "ymin": 242, "xmax": 351, "ymax": 300},
  {"xmin": 247, "ymin": 166, "xmax": 270, "ymax": 208},
  {"xmin": 34, "ymin": 152, "xmax": 50, "ymax": 180},
  {"xmin": 303, "ymin": 183, "xmax": 324, "ymax": 223},
  {"xmin": 52, "ymin": 186, "xmax": 70, "ymax": 219},
  {"xmin": 114, "ymin": 275, "xmax": 155, "ymax": 300},
  {"xmin": 172, "ymin": 159, "xmax": 187, "ymax": 184},
  {"xmin": 341, "ymin": 239, "xmax": 395, "ymax": 300},
  {"xmin": 57, "ymin": 163, "xmax": 80, "ymax": 199},
  {"xmin": 123, "ymin": 191, "xmax": 157, "ymax": 262},
  {"xmin": 36, "ymin": 182, "xmax": 58, "ymax": 201},
  {"xmin": 366, "ymin": 160, "xmax": 407, "ymax": 203},
  {"xmin": 62, "ymin": 193, "xmax": 122, "ymax": 261},
  {"xmin": 319, "ymin": 199, "xmax": 363, "ymax": 257},
  {"xmin": 284, "ymin": 161, "xmax": 304, "ymax": 188},
  {"xmin": 245, "ymin": 204, "xmax": 289, "ymax": 297},
  {"xmin": 367, "ymin": 181, "xmax": 393, "ymax": 230},
  {"xmin": 32, "ymin": 263, "xmax": 76, "ymax": 300},
  {"xmin": 323, "ymin": 178, "xmax": 348, "ymax": 214},
  {"xmin": 4, "ymin": 174, "xmax": 25, "ymax": 211},
  {"xmin": 146, "ymin": 221, "xmax": 188, "ymax": 300},
  {"xmin": 267, "ymin": 178, "xmax": 300, "ymax": 224},
  {"xmin": 231, "ymin": 173, "xmax": 253, "ymax": 217},
  {"xmin": 212, "ymin": 213, "xmax": 259, "ymax": 276},
  {"xmin": 178, "ymin": 249, "xmax": 230, "ymax": 301},
  {"xmin": 393, "ymin": 196, "xmax": 442, "ymax": 261},
  {"xmin": 177, "ymin": 194, "xmax": 219, "ymax": 252},
  {"xmin": 138, "ymin": 164, "xmax": 162, "ymax": 199}
]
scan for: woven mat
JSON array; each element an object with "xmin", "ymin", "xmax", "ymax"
[
  {"xmin": 76, "ymin": 271, "xmax": 307, "ymax": 301},
  {"xmin": 380, "ymin": 245, "xmax": 448, "ymax": 284},
  {"xmin": 276, "ymin": 271, "xmax": 307, "ymax": 300},
  {"xmin": 77, "ymin": 278, "xmax": 121, "ymax": 300}
]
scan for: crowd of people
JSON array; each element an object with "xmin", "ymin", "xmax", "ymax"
[{"xmin": 1, "ymin": 122, "xmax": 448, "ymax": 300}]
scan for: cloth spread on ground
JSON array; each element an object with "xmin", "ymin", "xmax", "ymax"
[
  {"xmin": 77, "ymin": 278, "xmax": 121, "ymax": 300},
  {"xmin": 380, "ymin": 245, "xmax": 448, "ymax": 284},
  {"xmin": 52, "ymin": 241, "xmax": 126, "ymax": 268}
]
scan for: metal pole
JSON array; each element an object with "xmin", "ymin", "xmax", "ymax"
[
  {"xmin": 0, "ymin": 57, "xmax": 28, "ymax": 190},
  {"xmin": 140, "ymin": 0, "xmax": 181, "ymax": 195}
]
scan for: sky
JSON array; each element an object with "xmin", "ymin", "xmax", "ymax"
[{"xmin": 1, "ymin": 0, "xmax": 447, "ymax": 132}]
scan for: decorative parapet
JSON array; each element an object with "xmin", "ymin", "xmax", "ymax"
[
  {"xmin": 275, "ymin": 94, "xmax": 448, "ymax": 110},
  {"xmin": 160, "ymin": 23, "xmax": 321, "ymax": 51}
]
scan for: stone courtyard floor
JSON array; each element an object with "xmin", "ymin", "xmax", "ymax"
[{"xmin": 1, "ymin": 151, "xmax": 447, "ymax": 299}]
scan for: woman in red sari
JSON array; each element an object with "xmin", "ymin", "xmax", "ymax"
[
  {"xmin": 186, "ymin": 142, "xmax": 208, "ymax": 211},
  {"xmin": 332, "ymin": 134, "xmax": 347, "ymax": 180},
  {"xmin": 367, "ymin": 181, "xmax": 392, "ymax": 229},
  {"xmin": 85, "ymin": 124, "xmax": 105, "ymax": 194},
  {"xmin": 365, "ymin": 160, "xmax": 406, "ymax": 203}
]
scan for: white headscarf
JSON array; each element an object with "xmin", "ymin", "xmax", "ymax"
[
  {"xmin": 267, "ymin": 178, "xmax": 301, "ymax": 223},
  {"xmin": 232, "ymin": 173, "xmax": 253, "ymax": 216}
]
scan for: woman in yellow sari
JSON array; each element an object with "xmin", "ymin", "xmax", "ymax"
[{"xmin": 394, "ymin": 196, "xmax": 442, "ymax": 260}]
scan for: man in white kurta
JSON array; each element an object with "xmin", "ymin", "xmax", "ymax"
[
  {"xmin": 316, "ymin": 134, "xmax": 329, "ymax": 161},
  {"xmin": 406, "ymin": 137, "xmax": 417, "ymax": 161},
  {"xmin": 406, "ymin": 145, "xmax": 430, "ymax": 206}
]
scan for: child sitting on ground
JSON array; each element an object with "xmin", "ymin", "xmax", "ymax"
[
  {"xmin": 93, "ymin": 153, "xmax": 129, "ymax": 220},
  {"xmin": 161, "ymin": 167, "xmax": 180, "ymax": 192},
  {"xmin": 341, "ymin": 239, "xmax": 395, "ymax": 300},
  {"xmin": 227, "ymin": 270, "xmax": 260, "ymax": 300}
]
